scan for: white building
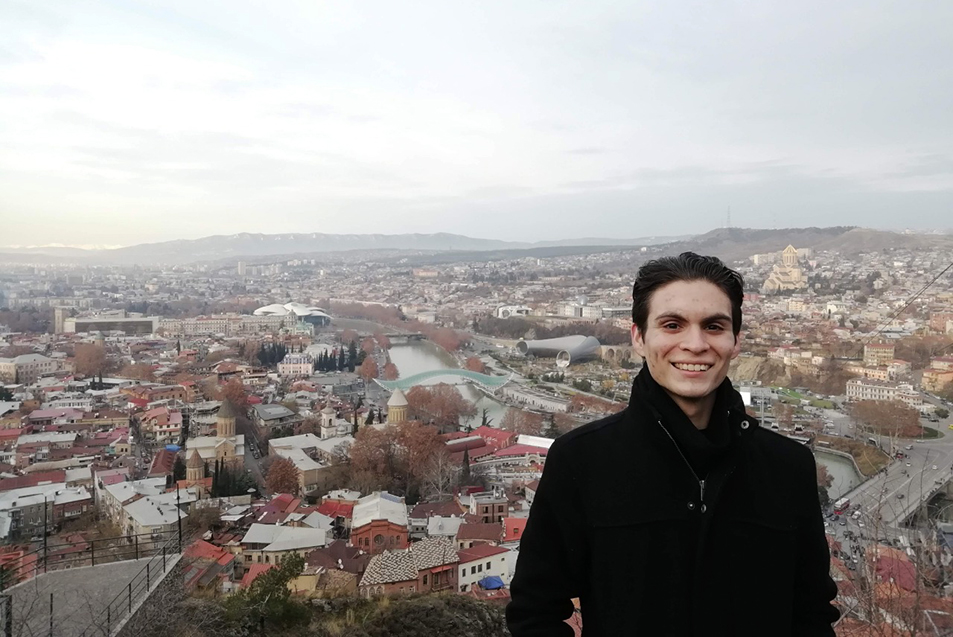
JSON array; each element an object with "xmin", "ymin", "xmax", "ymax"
[
  {"xmin": 457, "ymin": 544, "xmax": 512, "ymax": 592},
  {"xmin": 846, "ymin": 378, "xmax": 923, "ymax": 410},
  {"xmin": 277, "ymin": 353, "xmax": 314, "ymax": 378}
]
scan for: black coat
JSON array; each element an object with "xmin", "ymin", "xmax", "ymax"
[{"xmin": 506, "ymin": 375, "xmax": 839, "ymax": 636}]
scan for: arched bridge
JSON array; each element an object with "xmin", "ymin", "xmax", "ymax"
[{"xmin": 375, "ymin": 369, "xmax": 513, "ymax": 392}]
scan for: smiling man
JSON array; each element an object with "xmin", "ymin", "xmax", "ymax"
[{"xmin": 507, "ymin": 252, "xmax": 839, "ymax": 637}]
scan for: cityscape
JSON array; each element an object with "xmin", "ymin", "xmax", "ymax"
[
  {"xmin": 0, "ymin": 226, "xmax": 951, "ymax": 635},
  {"xmin": 2, "ymin": 1, "xmax": 953, "ymax": 635}
]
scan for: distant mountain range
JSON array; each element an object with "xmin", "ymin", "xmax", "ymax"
[
  {"xmin": 1, "ymin": 227, "xmax": 951, "ymax": 266},
  {"xmin": 0, "ymin": 232, "xmax": 689, "ymax": 265}
]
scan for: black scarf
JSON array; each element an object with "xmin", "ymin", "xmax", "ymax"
[{"xmin": 629, "ymin": 365, "xmax": 735, "ymax": 479}]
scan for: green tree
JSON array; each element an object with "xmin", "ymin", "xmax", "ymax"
[
  {"xmin": 935, "ymin": 407, "xmax": 949, "ymax": 420},
  {"xmin": 0, "ymin": 386, "xmax": 13, "ymax": 401},
  {"xmin": 347, "ymin": 341, "xmax": 357, "ymax": 372},
  {"xmin": 172, "ymin": 456, "xmax": 187, "ymax": 482},
  {"xmin": 223, "ymin": 552, "xmax": 309, "ymax": 630}
]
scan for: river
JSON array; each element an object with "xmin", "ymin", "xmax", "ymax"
[
  {"xmin": 386, "ymin": 341, "xmax": 511, "ymax": 428},
  {"xmin": 815, "ymin": 451, "xmax": 862, "ymax": 501}
]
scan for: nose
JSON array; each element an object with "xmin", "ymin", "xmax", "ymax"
[{"xmin": 680, "ymin": 326, "xmax": 710, "ymax": 353}]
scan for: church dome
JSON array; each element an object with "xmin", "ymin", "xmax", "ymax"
[
  {"xmin": 387, "ymin": 388, "xmax": 408, "ymax": 408},
  {"xmin": 187, "ymin": 449, "xmax": 204, "ymax": 468},
  {"xmin": 217, "ymin": 400, "xmax": 240, "ymax": 419}
]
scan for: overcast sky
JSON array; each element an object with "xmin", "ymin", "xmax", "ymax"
[{"xmin": 1, "ymin": 1, "xmax": 951, "ymax": 248}]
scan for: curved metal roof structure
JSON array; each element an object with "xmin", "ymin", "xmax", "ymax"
[
  {"xmin": 374, "ymin": 370, "xmax": 513, "ymax": 392},
  {"xmin": 516, "ymin": 335, "xmax": 601, "ymax": 368},
  {"xmin": 253, "ymin": 302, "xmax": 332, "ymax": 321}
]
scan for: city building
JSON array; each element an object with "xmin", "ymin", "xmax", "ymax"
[
  {"xmin": 864, "ymin": 343, "xmax": 896, "ymax": 367},
  {"xmin": 253, "ymin": 302, "xmax": 332, "ymax": 326},
  {"xmin": 350, "ymin": 491, "xmax": 409, "ymax": 555},
  {"xmin": 186, "ymin": 400, "xmax": 245, "ymax": 472},
  {"xmin": 63, "ymin": 315, "xmax": 159, "ymax": 335},
  {"xmin": 761, "ymin": 245, "xmax": 809, "ymax": 293},
  {"xmin": 386, "ymin": 389, "xmax": 408, "ymax": 424},
  {"xmin": 846, "ymin": 378, "xmax": 923, "ymax": 410},
  {"xmin": 457, "ymin": 544, "xmax": 511, "ymax": 592},
  {"xmin": 0, "ymin": 354, "xmax": 56, "ymax": 384},
  {"xmin": 277, "ymin": 353, "xmax": 314, "ymax": 378},
  {"xmin": 358, "ymin": 536, "xmax": 459, "ymax": 598}
]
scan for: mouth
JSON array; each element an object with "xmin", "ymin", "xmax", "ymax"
[{"xmin": 672, "ymin": 362, "xmax": 713, "ymax": 372}]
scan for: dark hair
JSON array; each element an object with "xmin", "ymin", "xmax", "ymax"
[{"xmin": 631, "ymin": 252, "xmax": 744, "ymax": 336}]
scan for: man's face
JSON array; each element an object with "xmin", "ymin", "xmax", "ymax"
[{"xmin": 631, "ymin": 279, "xmax": 741, "ymax": 413}]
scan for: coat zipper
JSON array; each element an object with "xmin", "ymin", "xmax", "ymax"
[{"xmin": 656, "ymin": 419, "xmax": 706, "ymax": 504}]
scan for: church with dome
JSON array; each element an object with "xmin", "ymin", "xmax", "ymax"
[
  {"xmin": 185, "ymin": 400, "xmax": 245, "ymax": 473},
  {"xmin": 761, "ymin": 245, "xmax": 809, "ymax": 293}
]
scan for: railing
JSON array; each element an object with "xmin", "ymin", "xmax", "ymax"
[
  {"xmin": 1, "ymin": 528, "xmax": 182, "ymax": 590},
  {"xmin": 77, "ymin": 532, "xmax": 181, "ymax": 637}
]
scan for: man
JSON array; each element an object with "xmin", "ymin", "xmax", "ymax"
[{"xmin": 507, "ymin": 252, "xmax": 839, "ymax": 636}]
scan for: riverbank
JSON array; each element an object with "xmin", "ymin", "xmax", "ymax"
[{"xmin": 816, "ymin": 434, "xmax": 891, "ymax": 477}]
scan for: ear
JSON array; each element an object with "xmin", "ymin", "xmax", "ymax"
[
  {"xmin": 730, "ymin": 331, "xmax": 743, "ymax": 360},
  {"xmin": 630, "ymin": 324, "xmax": 646, "ymax": 358}
]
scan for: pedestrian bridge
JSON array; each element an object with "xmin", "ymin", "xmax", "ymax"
[{"xmin": 375, "ymin": 369, "xmax": 513, "ymax": 392}]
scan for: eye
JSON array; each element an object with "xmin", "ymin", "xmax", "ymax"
[
  {"xmin": 706, "ymin": 324, "xmax": 725, "ymax": 331},
  {"xmin": 662, "ymin": 322, "xmax": 680, "ymax": 330}
]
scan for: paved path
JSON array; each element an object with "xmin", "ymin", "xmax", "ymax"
[{"xmin": 8, "ymin": 555, "xmax": 175, "ymax": 637}]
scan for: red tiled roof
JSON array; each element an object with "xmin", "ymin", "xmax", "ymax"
[
  {"xmin": 241, "ymin": 563, "xmax": 276, "ymax": 589},
  {"xmin": 875, "ymin": 556, "xmax": 917, "ymax": 591},
  {"xmin": 318, "ymin": 501, "xmax": 354, "ymax": 519},
  {"xmin": 0, "ymin": 470, "xmax": 66, "ymax": 492},
  {"xmin": 185, "ymin": 539, "xmax": 227, "ymax": 561},
  {"xmin": 493, "ymin": 444, "xmax": 549, "ymax": 458},
  {"xmin": 503, "ymin": 517, "xmax": 526, "ymax": 542},
  {"xmin": 471, "ymin": 426, "xmax": 516, "ymax": 447},
  {"xmin": 456, "ymin": 523, "xmax": 503, "ymax": 542},
  {"xmin": 457, "ymin": 543, "xmax": 509, "ymax": 563},
  {"xmin": 409, "ymin": 500, "xmax": 465, "ymax": 519}
]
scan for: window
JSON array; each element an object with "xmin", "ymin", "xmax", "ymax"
[
  {"xmin": 497, "ymin": 505, "xmax": 504, "ymax": 512},
  {"xmin": 423, "ymin": 574, "xmax": 428, "ymax": 585},
  {"xmin": 471, "ymin": 566, "xmax": 476, "ymax": 575},
  {"xmin": 374, "ymin": 534, "xmax": 384, "ymax": 546},
  {"xmin": 486, "ymin": 561, "xmax": 491, "ymax": 570}
]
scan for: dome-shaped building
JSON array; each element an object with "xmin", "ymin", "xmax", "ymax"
[{"xmin": 386, "ymin": 389, "xmax": 408, "ymax": 424}]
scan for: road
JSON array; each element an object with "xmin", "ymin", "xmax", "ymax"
[{"xmin": 828, "ymin": 394, "xmax": 953, "ymax": 535}]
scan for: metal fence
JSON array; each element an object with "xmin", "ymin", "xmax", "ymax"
[
  {"xmin": 76, "ymin": 532, "xmax": 181, "ymax": 637},
  {"xmin": 3, "ymin": 528, "xmax": 181, "ymax": 588}
]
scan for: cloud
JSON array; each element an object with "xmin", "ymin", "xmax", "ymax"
[{"xmin": 0, "ymin": 0, "xmax": 951, "ymax": 245}]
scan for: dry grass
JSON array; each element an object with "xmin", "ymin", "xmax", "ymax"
[{"xmin": 816, "ymin": 434, "xmax": 891, "ymax": 477}]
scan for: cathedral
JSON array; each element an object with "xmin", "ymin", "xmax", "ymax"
[
  {"xmin": 185, "ymin": 400, "xmax": 245, "ymax": 473},
  {"xmin": 761, "ymin": 245, "xmax": 809, "ymax": 293}
]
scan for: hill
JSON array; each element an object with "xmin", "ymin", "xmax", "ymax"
[
  {"xmin": 0, "ymin": 232, "xmax": 686, "ymax": 266},
  {"xmin": 667, "ymin": 226, "xmax": 953, "ymax": 263}
]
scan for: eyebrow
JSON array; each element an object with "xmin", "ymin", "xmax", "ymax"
[{"xmin": 654, "ymin": 312, "xmax": 732, "ymax": 324}]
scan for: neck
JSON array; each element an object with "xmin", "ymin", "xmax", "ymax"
[{"xmin": 666, "ymin": 391, "xmax": 717, "ymax": 430}]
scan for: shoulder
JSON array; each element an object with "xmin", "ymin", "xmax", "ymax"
[
  {"xmin": 747, "ymin": 425, "xmax": 817, "ymax": 470},
  {"xmin": 549, "ymin": 409, "xmax": 631, "ymax": 459}
]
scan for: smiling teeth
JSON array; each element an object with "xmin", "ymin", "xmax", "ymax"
[{"xmin": 674, "ymin": 363, "xmax": 711, "ymax": 371}]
